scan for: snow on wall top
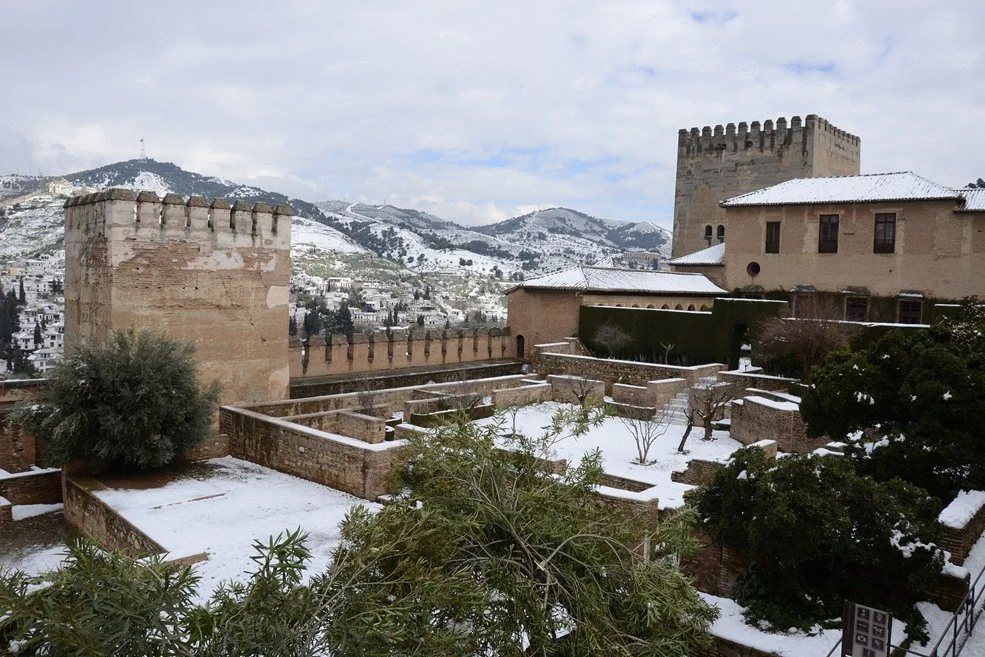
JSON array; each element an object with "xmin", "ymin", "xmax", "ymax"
[
  {"xmin": 957, "ymin": 188, "xmax": 985, "ymax": 212},
  {"xmin": 721, "ymin": 172, "xmax": 961, "ymax": 207},
  {"xmin": 668, "ymin": 242, "xmax": 725, "ymax": 266},
  {"xmin": 507, "ymin": 266, "xmax": 727, "ymax": 295},
  {"xmin": 939, "ymin": 490, "xmax": 985, "ymax": 529}
]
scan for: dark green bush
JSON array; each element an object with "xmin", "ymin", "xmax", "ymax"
[{"xmin": 13, "ymin": 328, "xmax": 220, "ymax": 469}]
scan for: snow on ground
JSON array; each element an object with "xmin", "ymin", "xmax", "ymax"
[
  {"xmin": 292, "ymin": 216, "xmax": 368, "ymax": 254},
  {"xmin": 474, "ymin": 401, "xmax": 743, "ymax": 510},
  {"xmin": 91, "ymin": 457, "xmax": 377, "ymax": 599},
  {"xmin": 11, "ymin": 503, "xmax": 63, "ymax": 521}
]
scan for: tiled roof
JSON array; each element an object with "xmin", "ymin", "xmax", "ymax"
[
  {"xmin": 668, "ymin": 242, "xmax": 725, "ymax": 266},
  {"xmin": 957, "ymin": 188, "xmax": 985, "ymax": 212},
  {"xmin": 506, "ymin": 266, "xmax": 726, "ymax": 295},
  {"xmin": 721, "ymin": 172, "xmax": 961, "ymax": 207}
]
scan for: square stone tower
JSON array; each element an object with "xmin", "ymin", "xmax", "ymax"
[
  {"xmin": 672, "ymin": 114, "xmax": 860, "ymax": 258},
  {"xmin": 63, "ymin": 189, "xmax": 292, "ymax": 404}
]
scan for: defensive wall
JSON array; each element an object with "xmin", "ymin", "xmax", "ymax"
[
  {"xmin": 290, "ymin": 327, "xmax": 513, "ymax": 380},
  {"xmin": 64, "ymin": 189, "xmax": 292, "ymax": 405},
  {"xmin": 673, "ymin": 114, "xmax": 861, "ymax": 258}
]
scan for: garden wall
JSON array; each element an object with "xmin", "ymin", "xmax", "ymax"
[
  {"xmin": 491, "ymin": 382, "xmax": 552, "ymax": 407},
  {"xmin": 285, "ymin": 410, "xmax": 387, "ymax": 444},
  {"xmin": 222, "ymin": 406, "xmax": 408, "ymax": 500},
  {"xmin": 533, "ymin": 351, "xmax": 725, "ymax": 392},
  {"xmin": 939, "ymin": 491, "xmax": 985, "ymax": 566},
  {"xmin": 719, "ymin": 369, "xmax": 799, "ymax": 393},
  {"xmin": 611, "ymin": 378, "xmax": 687, "ymax": 409},
  {"xmin": 729, "ymin": 396, "xmax": 823, "ymax": 454},
  {"xmin": 63, "ymin": 475, "xmax": 164, "ymax": 556},
  {"xmin": 0, "ymin": 469, "xmax": 61, "ymax": 505}
]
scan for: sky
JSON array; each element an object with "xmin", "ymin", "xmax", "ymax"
[{"xmin": 1, "ymin": 1, "xmax": 983, "ymax": 228}]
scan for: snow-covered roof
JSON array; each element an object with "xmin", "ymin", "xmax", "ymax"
[
  {"xmin": 506, "ymin": 266, "xmax": 726, "ymax": 295},
  {"xmin": 721, "ymin": 172, "xmax": 961, "ymax": 207},
  {"xmin": 957, "ymin": 188, "xmax": 985, "ymax": 212},
  {"xmin": 668, "ymin": 242, "xmax": 725, "ymax": 266}
]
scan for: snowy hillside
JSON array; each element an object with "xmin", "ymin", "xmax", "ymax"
[{"xmin": 0, "ymin": 194, "xmax": 66, "ymax": 260}]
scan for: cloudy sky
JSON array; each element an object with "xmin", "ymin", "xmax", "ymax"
[{"xmin": 1, "ymin": 1, "xmax": 982, "ymax": 227}]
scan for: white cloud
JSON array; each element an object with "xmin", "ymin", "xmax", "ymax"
[{"xmin": 1, "ymin": 0, "xmax": 983, "ymax": 227}]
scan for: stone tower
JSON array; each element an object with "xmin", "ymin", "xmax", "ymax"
[
  {"xmin": 672, "ymin": 114, "xmax": 860, "ymax": 258},
  {"xmin": 64, "ymin": 189, "xmax": 292, "ymax": 405}
]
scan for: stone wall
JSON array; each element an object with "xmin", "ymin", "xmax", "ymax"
[
  {"xmin": 534, "ymin": 351, "xmax": 725, "ymax": 391},
  {"xmin": 0, "ymin": 409, "xmax": 36, "ymax": 472},
  {"xmin": 691, "ymin": 637, "xmax": 784, "ymax": 657},
  {"xmin": 719, "ymin": 370, "xmax": 798, "ymax": 393},
  {"xmin": 729, "ymin": 395, "xmax": 823, "ymax": 454},
  {"xmin": 64, "ymin": 190, "xmax": 291, "ymax": 406},
  {"xmin": 290, "ymin": 360, "xmax": 525, "ymax": 398},
  {"xmin": 491, "ymin": 382, "xmax": 552, "ymax": 407},
  {"xmin": 673, "ymin": 114, "xmax": 860, "ymax": 258},
  {"xmin": 611, "ymin": 377, "xmax": 688, "ymax": 409},
  {"xmin": 223, "ymin": 406, "xmax": 408, "ymax": 500},
  {"xmin": 291, "ymin": 328, "xmax": 513, "ymax": 379},
  {"xmin": 939, "ymin": 491, "xmax": 985, "ymax": 566},
  {"xmin": 684, "ymin": 531, "xmax": 750, "ymax": 598},
  {"xmin": 284, "ymin": 410, "xmax": 387, "ymax": 444},
  {"xmin": 670, "ymin": 459, "xmax": 724, "ymax": 487},
  {"xmin": 0, "ymin": 469, "xmax": 61, "ymax": 505},
  {"xmin": 546, "ymin": 375, "xmax": 606, "ymax": 404},
  {"xmin": 63, "ymin": 475, "xmax": 164, "ymax": 555}
]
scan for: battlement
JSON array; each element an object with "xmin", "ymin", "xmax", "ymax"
[
  {"xmin": 677, "ymin": 114, "xmax": 860, "ymax": 157},
  {"xmin": 64, "ymin": 189, "xmax": 292, "ymax": 251}
]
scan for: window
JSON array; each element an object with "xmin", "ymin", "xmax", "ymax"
[
  {"xmin": 704, "ymin": 225, "xmax": 712, "ymax": 244},
  {"xmin": 898, "ymin": 299, "xmax": 923, "ymax": 324},
  {"xmin": 716, "ymin": 225, "xmax": 725, "ymax": 243},
  {"xmin": 818, "ymin": 214, "xmax": 839, "ymax": 253},
  {"xmin": 845, "ymin": 297, "xmax": 868, "ymax": 321},
  {"xmin": 874, "ymin": 213, "xmax": 896, "ymax": 253},
  {"xmin": 765, "ymin": 222, "xmax": 780, "ymax": 253}
]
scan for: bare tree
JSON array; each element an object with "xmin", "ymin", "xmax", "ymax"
[
  {"xmin": 677, "ymin": 380, "xmax": 737, "ymax": 453},
  {"xmin": 619, "ymin": 406, "xmax": 672, "ymax": 465},
  {"xmin": 755, "ymin": 296, "xmax": 863, "ymax": 380},
  {"xmin": 593, "ymin": 322, "xmax": 632, "ymax": 359}
]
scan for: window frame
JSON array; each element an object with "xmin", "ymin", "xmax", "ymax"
[
  {"xmin": 845, "ymin": 296, "xmax": 868, "ymax": 322},
  {"xmin": 874, "ymin": 213, "xmax": 897, "ymax": 254},
  {"xmin": 818, "ymin": 214, "xmax": 839, "ymax": 254},
  {"xmin": 765, "ymin": 221, "xmax": 781, "ymax": 254},
  {"xmin": 898, "ymin": 299, "xmax": 923, "ymax": 324}
]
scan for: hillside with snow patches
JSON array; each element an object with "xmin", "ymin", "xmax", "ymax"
[{"xmin": 0, "ymin": 160, "xmax": 672, "ymax": 282}]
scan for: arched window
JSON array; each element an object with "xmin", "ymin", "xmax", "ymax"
[
  {"xmin": 646, "ymin": 304, "xmax": 654, "ymax": 309},
  {"xmin": 675, "ymin": 304, "xmax": 683, "ymax": 310},
  {"xmin": 615, "ymin": 304, "xmax": 622, "ymax": 307},
  {"xmin": 700, "ymin": 304, "xmax": 709, "ymax": 311},
  {"xmin": 516, "ymin": 335, "xmax": 525, "ymax": 359},
  {"xmin": 632, "ymin": 304, "xmax": 639, "ymax": 308},
  {"xmin": 661, "ymin": 304, "xmax": 669, "ymax": 310},
  {"xmin": 716, "ymin": 225, "xmax": 725, "ymax": 243},
  {"xmin": 704, "ymin": 225, "xmax": 713, "ymax": 244},
  {"xmin": 687, "ymin": 304, "xmax": 696, "ymax": 311}
]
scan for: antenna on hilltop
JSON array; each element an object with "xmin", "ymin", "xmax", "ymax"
[{"xmin": 139, "ymin": 138, "xmax": 147, "ymax": 161}]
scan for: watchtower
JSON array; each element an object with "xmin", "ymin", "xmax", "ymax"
[
  {"xmin": 63, "ymin": 189, "xmax": 293, "ymax": 404},
  {"xmin": 672, "ymin": 114, "xmax": 860, "ymax": 258}
]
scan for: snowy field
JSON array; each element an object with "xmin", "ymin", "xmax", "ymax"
[{"xmin": 474, "ymin": 401, "xmax": 743, "ymax": 509}]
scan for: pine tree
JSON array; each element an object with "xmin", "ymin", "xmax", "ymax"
[
  {"xmin": 17, "ymin": 277, "xmax": 25, "ymax": 304},
  {"xmin": 32, "ymin": 322, "xmax": 42, "ymax": 348}
]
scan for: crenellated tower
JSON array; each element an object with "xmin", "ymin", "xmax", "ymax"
[
  {"xmin": 672, "ymin": 114, "xmax": 860, "ymax": 258},
  {"xmin": 64, "ymin": 189, "xmax": 292, "ymax": 404}
]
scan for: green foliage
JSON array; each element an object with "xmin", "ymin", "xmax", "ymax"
[
  {"xmin": 801, "ymin": 299, "xmax": 985, "ymax": 499},
  {"xmin": 695, "ymin": 448, "xmax": 944, "ymax": 639},
  {"xmin": 12, "ymin": 328, "xmax": 221, "ymax": 469},
  {"xmin": 324, "ymin": 416, "xmax": 717, "ymax": 656},
  {"xmin": 0, "ymin": 537, "xmax": 200, "ymax": 655}
]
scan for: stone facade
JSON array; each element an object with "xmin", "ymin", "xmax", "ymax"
[
  {"xmin": 673, "ymin": 115, "xmax": 860, "ymax": 258},
  {"xmin": 64, "ymin": 190, "xmax": 292, "ymax": 405},
  {"xmin": 722, "ymin": 198, "xmax": 985, "ymax": 307},
  {"xmin": 729, "ymin": 394, "xmax": 824, "ymax": 454}
]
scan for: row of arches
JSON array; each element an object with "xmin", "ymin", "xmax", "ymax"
[
  {"xmin": 704, "ymin": 224, "xmax": 725, "ymax": 243},
  {"xmin": 603, "ymin": 303, "xmax": 710, "ymax": 311}
]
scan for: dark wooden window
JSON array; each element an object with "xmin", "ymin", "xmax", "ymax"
[
  {"xmin": 874, "ymin": 213, "xmax": 896, "ymax": 253},
  {"xmin": 765, "ymin": 222, "xmax": 780, "ymax": 253},
  {"xmin": 845, "ymin": 296, "xmax": 868, "ymax": 321},
  {"xmin": 819, "ymin": 214, "xmax": 839, "ymax": 253},
  {"xmin": 716, "ymin": 225, "xmax": 725, "ymax": 243},
  {"xmin": 898, "ymin": 299, "xmax": 923, "ymax": 324}
]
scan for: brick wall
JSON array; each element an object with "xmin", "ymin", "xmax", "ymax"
[
  {"xmin": 683, "ymin": 531, "xmax": 749, "ymax": 598},
  {"xmin": 691, "ymin": 637, "xmax": 783, "ymax": 657},
  {"xmin": 183, "ymin": 432, "xmax": 231, "ymax": 461},
  {"xmin": 939, "ymin": 492, "xmax": 985, "ymax": 566},
  {"xmin": 223, "ymin": 406, "xmax": 408, "ymax": 500},
  {"xmin": 63, "ymin": 475, "xmax": 165, "ymax": 556},
  {"xmin": 0, "ymin": 469, "xmax": 61, "ymax": 505},
  {"xmin": 730, "ymin": 396, "xmax": 824, "ymax": 454},
  {"xmin": 0, "ymin": 409, "xmax": 37, "ymax": 472},
  {"xmin": 671, "ymin": 459, "xmax": 724, "ymax": 487},
  {"xmin": 0, "ymin": 379, "xmax": 44, "ymax": 404},
  {"xmin": 285, "ymin": 410, "xmax": 387, "ymax": 444}
]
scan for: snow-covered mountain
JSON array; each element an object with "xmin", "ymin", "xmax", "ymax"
[{"xmin": 0, "ymin": 159, "xmax": 672, "ymax": 280}]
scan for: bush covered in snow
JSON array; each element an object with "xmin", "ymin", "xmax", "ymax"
[
  {"xmin": 695, "ymin": 447, "xmax": 944, "ymax": 640},
  {"xmin": 13, "ymin": 328, "xmax": 220, "ymax": 469}
]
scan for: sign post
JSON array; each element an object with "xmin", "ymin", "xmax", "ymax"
[{"xmin": 842, "ymin": 602, "xmax": 893, "ymax": 657}]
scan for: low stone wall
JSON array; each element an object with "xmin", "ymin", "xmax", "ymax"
[
  {"xmin": 0, "ymin": 378, "xmax": 44, "ymax": 405},
  {"xmin": 183, "ymin": 432, "xmax": 231, "ymax": 461},
  {"xmin": 546, "ymin": 375, "xmax": 605, "ymax": 404},
  {"xmin": 692, "ymin": 637, "xmax": 783, "ymax": 657},
  {"xmin": 223, "ymin": 406, "xmax": 408, "ymax": 500},
  {"xmin": 684, "ymin": 531, "xmax": 749, "ymax": 598},
  {"xmin": 290, "ymin": 360, "xmax": 525, "ymax": 398},
  {"xmin": 285, "ymin": 410, "xmax": 387, "ymax": 444},
  {"xmin": 939, "ymin": 491, "xmax": 985, "ymax": 566},
  {"xmin": 63, "ymin": 475, "xmax": 164, "ymax": 556},
  {"xmin": 409, "ymin": 403, "xmax": 496, "ymax": 428},
  {"xmin": 729, "ymin": 396, "xmax": 823, "ymax": 454},
  {"xmin": 0, "ymin": 469, "xmax": 61, "ymax": 505},
  {"xmin": 404, "ymin": 392, "xmax": 486, "ymax": 418},
  {"xmin": 594, "ymin": 485, "xmax": 661, "ymax": 529},
  {"xmin": 719, "ymin": 370, "xmax": 799, "ymax": 393},
  {"xmin": 533, "ymin": 351, "xmax": 725, "ymax": 392},
  {"xmin": 491, "ymin": 383, "xmax": 552, "ymax": 408},
  {"xmin": 670, "ymin": 459, "xmax": 724, "ymax": 487}
]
